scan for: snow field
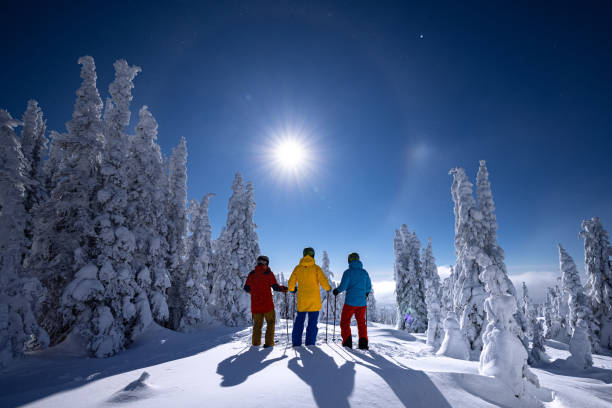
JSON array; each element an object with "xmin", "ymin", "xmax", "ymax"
[{"xmin": 1, "ymin": 321, "xmax": 611, "ymax": 407}]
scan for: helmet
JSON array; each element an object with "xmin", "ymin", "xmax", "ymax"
[
  {"xmin": 348, "ymin": 252, "xmax": 360, "ymax": 263},
  {"xmin": 303, "ymin": 247, "xmax": 315, "ymax": 258},
  {"xmin": 257, "ymin": 255, "xmax": 269, "ymax": 265}
]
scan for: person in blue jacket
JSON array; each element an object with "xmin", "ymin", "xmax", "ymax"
[{"xmin": 333, "ymin": 252, "xmax": 372, "ymax": 349}]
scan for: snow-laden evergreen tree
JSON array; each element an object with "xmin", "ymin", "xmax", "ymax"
[
  {"xmin": 559, "ymin": 244, "xmax": 597, "ymax": 352},
  {"xmin": 477, "ymin": 160, "xmax": 530, "ymax": 350},
  {"xmin": 544, "ymin": 280, "xmax": 569, "ymax": 341},
  {"xmin": 0, "ymin": 110, "xmax": 50, "ymax": 368},
  {"xmin": 580, "ymin": 217, "xmax": 612, "ymax": 350},
  {"xmin": 449, "ymin": 167, "xmax": 486, "ymax": 357},
  {"xmin": 468, "ymin": 161, "xmax": 539, "ymax": 394},
  {"xmin": 42, "ymin": 130, "xmax": 62, "ymax": 193},
  {"xmin": 127, "ymin": 106, "xmax": 170, "ymax": 329},
  {"xmin": 394, "ymin": 225, "xmax": 427, "ymax": 332},
  {"xmin": 27, "ymin": 56, "xmax": 104, "ymax": 345},
  {"xmin": 166, "ymin": 138, "xmax": 188, "ymax": 327},
  {"xmin": 440, "ymin": 266, "xmax": 455, "ymax": 317},
  {"xmin": 178, "ymin": 194, "xmax": 215, "ymax": 331},
  {"xmin": 543, "ymin": 287, "xmax": 558, "ymax": 338},
  {"xmin": 65, "ymin": 59, "xmax": 142, "ymax": 358},
  {"xmin": 437, "ymin": 312, "xmax": 470, "ymax": 360},
  {"xmin": 319, "ymin": 251, "xmax": 334, "ymax": 323},
  {"xmin": 367, "ymin": 288, "xmax": 378, "ymax": 323},
  {"xmin": 423, "ymin": 239, "xmax": 443, "ymax": 350},
  {"xmin": 521, "ymin": 282, "xmax": 536, "ymax": 339},
  {"xmin": 476, "ymin": 250, "xmax": 540, "ymax": 396},
  {"xmin": 529, "ymin": 319, "xmax": 547, "ymax": 365},
  {"xmin": 568, "ymin": 319, "xmax": 593, "ymax": 369},
  {"xmin": 20, "ymin": 100, "xmax": 48, "ymax": 244},
  {"xmin": 210, "ymin": 173, "xmax": 261, "ymax": 326},
  {"xmin": 274, "ymin": 272, "xmax": 288, "ymax": 320}
]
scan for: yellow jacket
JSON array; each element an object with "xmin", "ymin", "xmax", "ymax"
[{"xmin": 288, "ymin": 256, "xmax": 332, "ymax": 312}]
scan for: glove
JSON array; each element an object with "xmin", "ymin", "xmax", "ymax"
[
  {"xmin": 291, "ymin": 286, "xmax": 297, "ymax": 293},
  {"xmin": 244, "ymin": 285, "xmax": 250, "ymax": 293},
  {"xmin": 281, "ymin": 285, "xmax": 288, "ymax": 293},
  {"xmin": 366, "ymin": 292, "xmax": 369, "ymax": 299},
  {"xmin": 333, "ymin": 289, "xmax": 339, "ymax": 296}
]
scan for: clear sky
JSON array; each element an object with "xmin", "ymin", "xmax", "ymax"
[{"xmin": 3, "ymin": 1, "xmax": 611, "ymax": 303}]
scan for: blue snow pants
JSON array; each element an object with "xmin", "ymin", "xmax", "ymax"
[{"xmin": 292, "ymin": 311, "xmax": 319, "ymax": 346}]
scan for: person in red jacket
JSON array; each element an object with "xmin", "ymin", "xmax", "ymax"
[{"xmin": 244, "ymin": 255, "xmax": 287, "ymax": 347}]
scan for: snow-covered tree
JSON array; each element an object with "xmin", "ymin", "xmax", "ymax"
[
  {"xmin": 449, "ymin": 167, "xmax": 486, "ymax": 357},
  {"xmin": 67, "ymin": 59, "xmax": 142, "ymax": 358},
  {"xmin": 423, "ymin": 239, "xmax": 443, "ymax": 350},
  {"xmin": 274, "ymin": 271, "xmax": 289, "ymax": 320},
  {"xmin": 567, "ymin": 319, "xmax": 593, "ymax": 369},
  {"xmin": 178, "ymin": 194, "xmax": 215, "ymax": 331},
  {"xmin": 559, "ymin": 244, "xmax": 597, "ymax": 352},
  {"xmin": 477, "ymin": 160, "xmax": 530, "ymax": 349},
  {"xmin": 529, "ymin": 319, "xmax": 547, "ymax": 365},
  {"xmin": 20, "ymin": 100, "xmax": 48, "ymax": 243},
  {"xmin": 319, "ymin": 251, "xmax": 334, "ymax": 323},
  {"xmin": 210, "ymin": 173, "xmax": 261, "ymax": 326},
  {"xmin": 440, "ymin": 266, "xmax": 455, "ymax": 316},
  {"xmin": 580, "ymin": 217, "xmax": 612, "ymax": 350},
  {"xmin": 127, "ymin": 106, "xmax": 170, "ymax": 329},
  {"xmin": 0, "ymin": 110, "xmax": 50, "ymax": 368},
  {"xmin": 521, "ymin": 282, "xmax": 536, "ymax": 339},
  {"xmin": 27, "ymin": 56, "xmax": 104, "ymax": 345},
  {"xmin": 394, "ymin": 225, "xmax": 427, "ymax": 332},
  {"xmin": 437, "ymin": 312, "xmax": 470, "ymax": 360},
  {"xmin": 470, "ymin": 160, "xmax": 539, "ymax": 396},
  {"xmin": 477, "ymin": 248, "xmax": 539, "ymax": 397},
  {"xmin": 367, "ymin": 288, "xmax": 378, "ymax": 323},
  {"xmin": 166, "ymin": 138, "xmax": 188, "ymax": 327}
]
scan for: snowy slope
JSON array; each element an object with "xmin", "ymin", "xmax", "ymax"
[{"xmin": 1, "ymin": 321, "xmax": 611, "ymax": 408}]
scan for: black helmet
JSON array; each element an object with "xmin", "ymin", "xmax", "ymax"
[
  {"xmin": 348, "ymin": 252, "xmax": 360, "ymax": 263},
  {"xmin": 303, "ymin": 247, "xmax": 315, "ymax": 258},
  {"xmin": 257, "ymin": 255, "xmax": 269, "ymax": 265}
]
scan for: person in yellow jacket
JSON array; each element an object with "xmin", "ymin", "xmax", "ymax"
[{"xmin": 288, "ymin": 247, "xmax": 331, "ymax": 346}]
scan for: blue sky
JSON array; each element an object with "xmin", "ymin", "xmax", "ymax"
[{"xmin": 3, "ymin": 1, "xmax": 611, "ymax": 303}]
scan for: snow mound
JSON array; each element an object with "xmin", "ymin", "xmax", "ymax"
[{"xmin": 108, "ymin": 371, "xmax": 156, "ymax": 403}]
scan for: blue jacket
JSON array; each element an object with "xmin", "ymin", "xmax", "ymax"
[{"xmin": 336, "ymin": 260, "xmax": 372, "ymax": 307}]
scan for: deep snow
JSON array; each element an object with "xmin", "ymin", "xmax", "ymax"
[{"xmin": 1, "ymin": 321, "xmax": 611, "ymax": 407}]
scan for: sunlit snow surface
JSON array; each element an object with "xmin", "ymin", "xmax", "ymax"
[{"xmin": 1, "ymin": 322, "xmax": 611, "ymax": 407}]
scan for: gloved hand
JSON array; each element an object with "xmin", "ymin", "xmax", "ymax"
[
  {"xmin": 366, "ymin": 292, "xmax": 369, "ymax": 299},
  {"xmin": 291, "ymin": 286, "xmax": 297, "ymax": 293},
  {"xmin": 281, "ymin": 285, "xmax": 288, "ymax": 293},
  {"xmin": 244, "ymin": 285, "xmax": 250, "ymax": 293},
  {"xmin": 333, "ymin": 289, "xmax": 339, "ymax": 296}
]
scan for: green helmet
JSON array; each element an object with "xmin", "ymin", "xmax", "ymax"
[
  {"xmin": 303, "ymin": 247, "xmax": 315, "ymax": 258},
  {"xmin": 348, "ymin": 252, "xmax": 360, "ymax": 263}
]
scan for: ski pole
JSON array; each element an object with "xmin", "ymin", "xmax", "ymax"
[
  {"xmin": 285, "ymin": 291, "xmax": 289, "ymax": 343},
  {"xmin": 333, "ymin": 293, "xmax": 337, "ymax": 341},
  {"xmin": 325, "ymin": 292, "xmax": 329, "ymax": 342}
]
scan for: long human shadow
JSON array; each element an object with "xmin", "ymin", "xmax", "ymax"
[
  {"xmin": 217, "ymin": 347, "xmax": 287, "ymax": 386},
  {"xmin": 289, "ymin": 347, "xmax": 355, "ymax": 408},
  {"xmin": 348, "ymin": 350, "xmax": 452, "ymax": 408},
  {"xmin": 0, "ymin": 324, "xmax": 241, "ymax": 407}
]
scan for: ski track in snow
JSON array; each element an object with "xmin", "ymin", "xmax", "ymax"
[{"xmin": 0, "ymin": 322, "xmax": 611, "ymax": 408}]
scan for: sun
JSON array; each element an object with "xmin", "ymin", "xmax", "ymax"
[
  {"xmin": 258, "ymin": 122, "xmax": 320, "ymax": 187},
  {"xmin": 274, "ymin": 138, "xmax": 308, "ymax": 171}
]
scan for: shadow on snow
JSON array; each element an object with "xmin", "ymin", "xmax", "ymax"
[
  {"xmin": 347, "ymin": 349, "xmax": 452, "ymax": 408},
  {"xmin": 289, "ymin": 347, "xmax": 356, "ymax": 408},
  {"xmin": 0, "ymin": 323, "xmax": 239, "ymax": 407},
  {"xmin": 216, "ymin": 347, "xmax": 287, "ymax": 387}
]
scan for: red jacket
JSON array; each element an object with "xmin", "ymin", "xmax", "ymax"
[{"xmin": 244, "ymin": 265, "xmax": 282, "ymax": 314}]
